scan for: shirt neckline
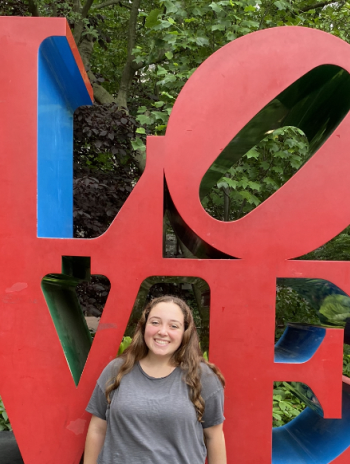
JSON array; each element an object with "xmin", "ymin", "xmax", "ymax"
[{"xmin": 137, "ymin": 362, "xmax": 178, "ymax": 380}]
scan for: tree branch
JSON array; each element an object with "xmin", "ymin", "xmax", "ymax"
[
  {"xmin": 300, "ymin": 0, "xmax": 336, "ymax": 12},
  {"xmin": 82, "ymin": 0, "xmax": 96, "ymax": 18},
  {"xmin": 93, "ymin": 0, "xmax": 131, "ymax": 10},
  {"xmin": 27, "ymin": 0, "xmax": 40, "ymax": 16}
]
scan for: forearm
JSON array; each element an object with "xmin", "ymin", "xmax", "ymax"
[
  {"xmin": 205, "ymin": 426, "xmax": 227, "ymax": 464},
  {"xmin": 84, "ymin": 416, "xmax": 107, "ymax": 464}
]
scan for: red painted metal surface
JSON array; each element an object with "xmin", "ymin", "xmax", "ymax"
[{"xmin": 0, "ymin": 18, "xmax": 349, "ymax": 463}]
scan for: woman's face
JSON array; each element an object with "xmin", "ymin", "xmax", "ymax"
[{"xmin": 144, "ymin": 301, "xmax": 185, "ymax": 360}]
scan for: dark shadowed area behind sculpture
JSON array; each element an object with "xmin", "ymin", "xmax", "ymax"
[{"xmin": 0, "ymin": 432, "xmax": 23, "ymax": 464}]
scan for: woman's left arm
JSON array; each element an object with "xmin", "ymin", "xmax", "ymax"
[{"xmin": 204, "ymin": 423, "xmax": 227, "ymax": 464}]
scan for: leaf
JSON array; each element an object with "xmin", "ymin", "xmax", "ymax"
[
  {"xmin": 238, "ymin": 177, "xmax": 249, "ymax": 189},
  {"xmin": 161, "ymin": 91, "xmax": 175, "ymax": 100},
  {"xmin": 165, "ymin": 51, "xmax": 173, "ymax": 60},
  {"xmin": 212, "ymin": 24, "xmax": 227, "ymax": 31},
  {"xmin": 163, "ymin": 0, "xmax": 179, "ymax": 14},
  {"xmin": 249, "ymin": 194, "xmax": 260, "ymax": 206},
  {"xmin": 209, "ymin": 2, "xmax": 223, "ymax": 13},
  {"xmin": 157, "ymin": 65, "xmax": 168, "ymax": 76},
  {"xmin": 238, "ymin": 190, "xmax": 252, "ymax": 201},
  {"xmin": 225, "ymin": 178, "xmax": 238, "ymax": 189},
  {"xmin": 136, "ymin": 127, "xmax": 146, "ymax": 134},
  {"xmin": 131, "ymin": 137, "xmax": 146, "ymax": 153},
  {"xmin": 152, "ymin": 111, "xmax": 168, "ymax": 122},
  {"xmin": 274, "ymin": 0, "xmax": 286, "ymax": 10},
  {"xmin": 192, "ymin": 7, "xmax": 202, "ymax": 16},
  {"xmin": 137, "ymin": 114, "xmax": 153, "ymax": 125},
  {"xmin": 145, "ymin": 9, "xmax": 161, "ymax": 28},
  {"xmin": 246, "ymin": 148, "xmax": 259, "ymax": 159},
  {"xmin": 153, "ymin": 101, "xmax": 165, "ymax": 108},
  {"xmin": 152, "ymin": 20, "xmax": 173, "ymax": 31},
  {"xmin": 195, "ymin": 36, "xmax": 209, "ymax": 46},
  {"xmin": 247, "ymin": 181, "xmax": 261, "ymax": 191},
  {"xmin": 158, "ymin": 74, "xmax": 177, "ymax": 86},
  {"xmin": 264, "ymin": 177, "xmax": 278, "ymax": 188}
]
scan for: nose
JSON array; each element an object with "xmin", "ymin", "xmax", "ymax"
[{"xmin": 157, "ymin": 325, "xmax": 168, "ymax": 336}]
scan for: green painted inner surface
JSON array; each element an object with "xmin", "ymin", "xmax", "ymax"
[
  {"xmin": 41, "ymin": 256, "xmax": 92, "ymax": 386},
  {"xmin": 200, "ymin": 65, "xmax": 350, "ymax": 198}
]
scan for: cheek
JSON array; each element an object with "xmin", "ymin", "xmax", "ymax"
[
  {"xmin": 175, "ymin": 331, "xmax": 185, "ymax": 345},
  {"xmin": 144, "ymin": 325, "xmax": 157, "ymax": 340}
]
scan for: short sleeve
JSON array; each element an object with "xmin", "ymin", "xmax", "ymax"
[
  {"xmin": 201, "ymin": 387, "xmax": 225, "ymax": 428},
  {"xmin": 86, "ymin": 383, "xmax": 108, "ymax": 420},
  {"xmin": 200, "ymin": 363, "xmax": 225, "ymax": 429},
  {"xmin": 86, "ymin": 358, "xmax": 124, "ymax": 420}
]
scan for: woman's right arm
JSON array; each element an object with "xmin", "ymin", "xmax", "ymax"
[{"xmin": 84, "ymin": 415, "xmax": 107, "ymax": 464}]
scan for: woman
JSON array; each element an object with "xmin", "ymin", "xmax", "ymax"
[{"xmin": 84, "ymin": 295, "xmax": 226, "ymax": 464}]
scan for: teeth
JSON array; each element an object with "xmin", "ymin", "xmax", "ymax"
[{"xmin": 155, "ymin": 339, "xmax": 169, "ymax": 345}]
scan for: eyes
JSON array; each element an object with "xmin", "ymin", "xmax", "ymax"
[{"xmin": 149, "ymin": 320, "xmax": 180, "ymax": 330}]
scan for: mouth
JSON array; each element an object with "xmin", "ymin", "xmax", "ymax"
[{"xmin": 154, "ymin": 339, "xmax": 170, "ymax": 346}]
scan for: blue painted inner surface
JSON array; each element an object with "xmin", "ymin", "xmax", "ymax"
[
  {"xmin": 272, "ymin": 383, "xmax": 350, "ymax": 463},
  {"xmin": 275, "ymin": 324, "xmax": 326, "ymax": 417},
  {"xmin": 274, "ymin": 324, "xmax": 325, "ymax": 363},
  {"xmin": 38, "ymin": 36, "xmax": 92, "ymax": 238}
]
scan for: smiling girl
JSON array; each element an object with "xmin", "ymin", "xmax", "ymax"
[{"xmin": 84, "ymin": 295, "xmax": 226, "ymax": 464}]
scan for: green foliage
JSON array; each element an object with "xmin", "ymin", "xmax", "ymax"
[
  {"xmin": 118, "ymin": 336, "xmax": 133, "ymax": 355},
  {"xmin": 273, "ymin": 382, "xmax": 305, "ymax": 427},
  {"xmin": 0, "ymin": 397, "xmax": 11, "ymax": 431},
  {"xmin": 319, "ymin": 294, "xmax": 350, "ymax": 326},
  {"xmin": 301, "ymin": 226, "xmax": 350, "ymax": 261},
  {"xmin": 344, "ymin": 354, "xmax": 350, "ymax": 377},
  {"xmin": 203, "ymin": 127, "xmax": 309, "ymax": 221},
  {"xmin": 276, "ymin": 284, "xmax": 319, "ymax": 340},
  {"xmin": 125, "ymin": 0, "xmax": 350, "ymax": 156}
]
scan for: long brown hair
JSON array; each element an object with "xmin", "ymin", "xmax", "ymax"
[{"xmin": 106, "ymin": 295, "xmax": 225, "ymax": 422}]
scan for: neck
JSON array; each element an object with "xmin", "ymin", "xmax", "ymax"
[
  {"xmin": 142, "ymin": 351, "xmax": 174, "ymax": 368},
  {"xmin": 139, "ymin": 353, "xmax": 177, "ymax": 378}
]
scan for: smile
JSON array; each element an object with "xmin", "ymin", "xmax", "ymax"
[{"xmin": 154, "ymin": 339, "xmax": 170, "ymax": 346}]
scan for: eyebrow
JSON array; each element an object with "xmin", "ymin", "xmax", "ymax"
[{"xmin": 149, "ymin": 316, "xmax": 183, "ymax": 325}]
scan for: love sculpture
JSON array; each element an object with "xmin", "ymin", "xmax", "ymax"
[{"xmin": 1, "ymin": 16, "xmax": 350, "ymax": 464}]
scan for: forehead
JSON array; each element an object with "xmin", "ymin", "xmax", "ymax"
[{"xmin": 148, "ymin": 301, "xmax": 184, "ymax": 322}]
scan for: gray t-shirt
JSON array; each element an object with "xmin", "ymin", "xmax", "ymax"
[{"xmin": 86, "ymin": 358, "xmax": 224, "ymax": 464}]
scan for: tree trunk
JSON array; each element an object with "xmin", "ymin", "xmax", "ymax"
[
  {"xmin": 115, "ymin": 0, "xmax": 141, "ymax": 110},
  {"xmin": 223, "ymin": 187, "xmax": 230, "ymax": 221}
]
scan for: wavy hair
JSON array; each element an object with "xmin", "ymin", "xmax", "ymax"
[{"xmin": 106, "ymin": 295, "xmax": 225, "ymax": 422}]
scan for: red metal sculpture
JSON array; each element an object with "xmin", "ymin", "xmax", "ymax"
[{"xmin": 0, "ymin": 17, "xmax": 350, "ymax": 463}]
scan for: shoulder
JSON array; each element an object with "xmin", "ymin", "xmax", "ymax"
[
  {"xmin": 96, "ymin": 357, "xmax": 125, "ymax": 390},
  {"xmin": 199, "ymin": 362, "xmax": 224, "ymax": 401}
]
